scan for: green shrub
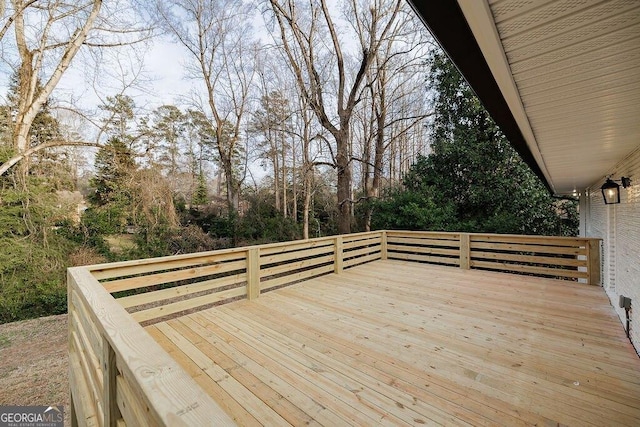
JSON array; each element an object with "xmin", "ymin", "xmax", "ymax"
[{"xmin": 0, "ymin": 235, "xmax": 72, "ymax": 323}]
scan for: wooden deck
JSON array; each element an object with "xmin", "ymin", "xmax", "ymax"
[{"xmin": 145, "ymin": 259, "xmax": 640, "ymax": 426}]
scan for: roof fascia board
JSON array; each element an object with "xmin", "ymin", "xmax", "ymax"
[
  {"xmin": 457, "ymin": 0, "xmax": 554, "ymax": 191},
  {"xmin": 405, "ymin": 0, "xmax": 553, "ymax": 193}
]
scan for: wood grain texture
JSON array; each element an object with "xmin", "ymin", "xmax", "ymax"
[
  {"xmin": 334, "ymin": 236, "xmax": 343, "ymax": 274},
  {"xmin": 90, "ymin": 250, "xmax": 247, "ymax": 280},
  {"xmin": 260, "ymin": 245, "xmax": 333, "ymax": 266},
  {"xmin": 459, "ymin": 233, "xmax": 470, "ymax": 269},
  {"xmin": 68, "ymin": 267, "xmax": 236, "ymax": 426},
  {"xmin": 380, "ymin": 231, "xmax": 388, "ymax": 260},
  {"xmin": 71, "ymin": 231, "xmax": 607, "ymax": 427},
  {"xmin": 587, "ymin": 238, "xmax": 601, "ymax": 285},
  {"xmin": 130, "ymin": 287, "xmax": 246, "ymax": 324},
  {"xmin": 469, "ymin": 241, "xmax": 586, "ymax": 255},
  {"xmin": 260, "ymin": 264, "xmax": 334, "ymax": 292},
  {"xmin": 103, "ymin": 260, "xmax": 246, "ymax": 293},
  {"xmin": 102, "ymin": 337, "xmax": 121, "ymax": 427},
  {"xmin": 260, "ymin": 254, "xmax": 334, "ymax": 277},
  {"xmin": 469, "ymin": 259, "xmax": 589, "ymax": 279},
  {"xmin": 387, "ymin": 251, "xmax": 461, "ymax": 265},
  {"xmin": 116, "ymin": 273, "xmax": 246, "ymax": 309},
  {"xmin": 148, "ymin": 260, "xmax": 640, "ymax": 426},
  {"xmin": 247, "ymin": 248, "xmax": 260, "ymax": 301}
]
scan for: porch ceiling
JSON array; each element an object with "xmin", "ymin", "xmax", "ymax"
[{"xmin": 409, "ymin": 0, "xmax": 640, "ymax": 194}]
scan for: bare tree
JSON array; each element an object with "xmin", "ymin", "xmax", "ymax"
[
  {"xmin": 298, "ymin": 98, "xmax": 320, "ymax": 239},
  {"xmin": 0, "ymin": 0, "xmax": 152, "ymax": 178},
  {"xmin": 0, "ymin": 1, "xmax": 101, "ymax": 177},
  {"xmin": 158, "ymin": 0, "xmax": 256, "ymax": 214},
  {"xmin": 354, "ymin": 3, "xmax": 433, "ymax": 230},
  {"xmin": 253, "ymin": 45, "xmax": 331, "ymax": 237},
  {"xmin": 267, "ymin": 0, "xmax": 403, "ymax": 234}
]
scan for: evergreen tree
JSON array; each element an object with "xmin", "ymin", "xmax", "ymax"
[
  {"xmin": 152, "ymin": 105, "xmax": 185, "ymax": 176},
  {"xmin": 87, "ymin": 137, "xmax": 136, "ymax": 233},
  {"xmin": 184, "ymin": 110, "xmax": 216, "ymax": 175},
  {"xmin": 90, "ymin": 137, "xmax": 136, "ymax": 205},
  {"xmin": 372, "ymin": 51, "xmax": 577, "ymax": 236},
  {"xmin": 192, "ymin": 172, "xmax": 208, "ymax": 206},
  {"xmin": 99, "ymin": 94, "xmax": 136, "ymax": 147},
  {"xmin": 0, "ymin": 79, "xmax": 79, "ymax": 322}
]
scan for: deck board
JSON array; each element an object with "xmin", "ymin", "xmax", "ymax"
[{"xmin": 147, "ymin": 260, "xmax": 640, "ymax": 426}]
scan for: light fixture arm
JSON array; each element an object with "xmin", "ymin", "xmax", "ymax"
[{"xmin": 620, "ymin": 176, "xmax": 631, "ymax": 188}]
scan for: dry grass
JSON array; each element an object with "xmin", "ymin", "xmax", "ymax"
[
  {"xmin": 0, "ymin": 314, "xmax": 69, "ymax": 426},
  {"xmin": 68, "ymin": 246, "xmax": 107, "ymax": 267},
  {"xmin": 104, "ymin": 234, "xmax": 136, "ymax": 254}
]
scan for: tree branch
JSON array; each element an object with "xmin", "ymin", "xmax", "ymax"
[{"xmin": 0, "ymin": 140, "xmax": 102, "ymax": 176}]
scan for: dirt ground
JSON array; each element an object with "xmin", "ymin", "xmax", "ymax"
[{"xmin": 0, "ymin": 314, "xmax": 70, "ymax": 426}]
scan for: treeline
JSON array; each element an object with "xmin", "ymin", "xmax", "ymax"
[
  {"xmin": 370, "ymin": 52, "xmax": 577, "ymax": 236},
  {"xmin": 0, "ymin": 1, "xmax": 576, "ymax": 323}
]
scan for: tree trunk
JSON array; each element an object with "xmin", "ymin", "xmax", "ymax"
[
  {"xmin": 216, "ymin": 168, "xmax": 223, "ymax": 198},
  {"xmin": 2, "ymin": 0, "xmax": 103, "ymax": 177},
  {"xmin": 273, "ymin": 144, "xmax": 280, "ymax": 212},
  {"xmin": 281, "ymin": 131, "xmax": 287, "ymax": 218},
  {"xmin": 303, "ymin": 168, "xmax": 312, "ymax": 239},
  {"xmin": 335, "ymin": 128, "xmax": 351, "ymax": 234},
  {"xmin": 291, "ymin": 136, "xmax": 297, "ymax": 223},
  {"xmin": 364, "ymin": 103, "xmax": 387, "ymax": 231},
  {"xmin": 220, "ymin": 156, "xmax": 238, "ymax": 214}
]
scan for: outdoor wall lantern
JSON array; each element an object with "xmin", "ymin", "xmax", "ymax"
[{"xmin": 601, "ymin": 176, "xmax": 631, "ymax": 204}]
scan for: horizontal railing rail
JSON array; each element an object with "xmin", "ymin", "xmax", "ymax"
[
  {"xmin": 385, "ymin": 231, "xmax": 601, "ymax": 285},
  {"xmin": 69, "ymin": 230, "xmax": 600, "ymax": 426},
  {"xmin": 87, "ymin": 231, "xmax": 383, "ymax": 326},
  {"xmin": 68, "ymin": 267, "xmax": 236, "ymax": 427}
]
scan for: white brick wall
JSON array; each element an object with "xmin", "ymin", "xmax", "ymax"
[{"xmin": 584, "ymin": 146, "xmax": 640, "ymax": 353}]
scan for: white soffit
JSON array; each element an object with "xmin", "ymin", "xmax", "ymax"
[{"xmin": 457, "ymin": 0, "xmax": 640, "ymax": 194}]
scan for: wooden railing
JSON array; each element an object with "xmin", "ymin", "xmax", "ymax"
[
  {"xmin": 88, "ymin": 231, "xmax": 382, "ymax": 325},
  {"xmin": 68, "ymin": 230, "xmax": 600, "ymax": 426},
  {"xmin": 67, "ymin": 267, "xmax": 236, "ymax": 426},
  {"xmin": 385, "ymin": 231, "xmax": 601, "ymax": 284}
]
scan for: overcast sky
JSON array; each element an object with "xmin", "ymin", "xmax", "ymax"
[
  {"xmin": 55, "ymin": 36, "xmax": 194, "ymax": 111},
  {"xmin": 0, "ymin": 2, "xmax": 272, "ymax": 126}
]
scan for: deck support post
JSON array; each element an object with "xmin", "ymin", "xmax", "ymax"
[
  {"xmin": 102, "ymin": 337, "xmax": 121, "ymax": 426},
  {"xmin": 334, "ymin": 236, "xmax": 343, "ymax": 274},
  {"xmin": 247, "ymin": 248, "xmax": 260, "ymax": 300},
  {"xmin": 587, "ymin": 239, "xmax": 601, "ymax": 286},
  {"xmin": 381, "ymin": 231, "xmax": 388, "ymax": 260},
  {"xmin": 459, "ymin": 233, "xmax": 470, "ymax": 270}
]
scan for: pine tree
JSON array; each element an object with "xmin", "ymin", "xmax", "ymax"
[
  {"xmin": 90, "ymin": 137, "xmax": 136, "ymax": 206},
  {"xmin": 87, "ymin": 137, "xmax": 136, "ymax": 233},
  {"xmin": 192, "ymin": 172, "xmax": 208, "ymax": 206},
  {"xmin": 99, "ymin": 94, "xmax": 136, "ymax": 147}
]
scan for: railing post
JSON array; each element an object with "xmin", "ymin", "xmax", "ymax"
[
  {"xmin": 70, "ymin": 394, "xmax": 78, "ymax": 427},
  {"xmin": 68, "ymin": 276, "xmax": 79, "ymax": 427},
  {"xmin": 247, "ymin": 248, "xmax": 260, "ymax": 300},
  {"xmin": 381, "ymin": 231, "xmax": 388, "ymax": 260},
  {"xmin": 334, "ymin": 236, "xmax": 343, "ymax": 274},
  {"xmin": 459, "ymin": 233, "xmax": 470, "ymax": 270},
  {"xmin": 102, "ymin": 337, "xmax": 121, "ymax": 427},
  {"xmin": 587, "ymin": 239, "xmax": 601, "ymax": 286}
]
